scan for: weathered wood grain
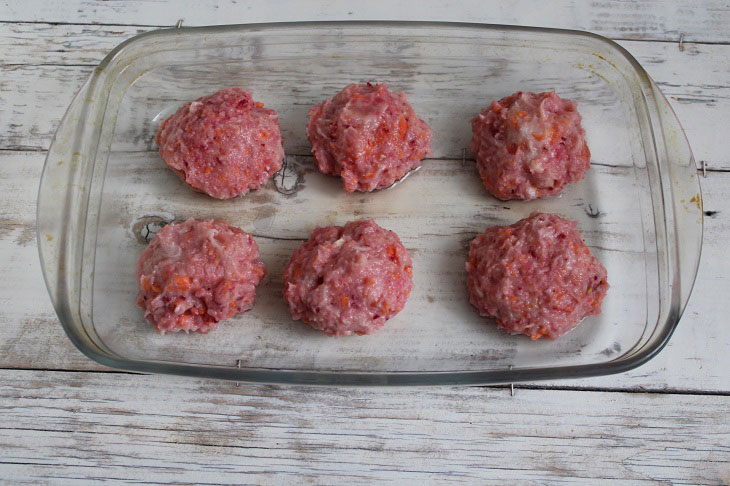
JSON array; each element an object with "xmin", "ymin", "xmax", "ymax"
[
  {"xmin": 631, "ymin": 40, "xmax": 730, "ymax": 171},
  {"xmin": 0, "ymin": 151, "xmax": 85, "ymax": 370},
  {"xmin": 1, "ymin": 22, "xmax": 727, "ymax": 169},
  {"xmin": 4, "ymin": 0, "xmax": 730, "ymax": 43},
  {"xmin": 0, "ymin": 4, "xmax": 727, "ymax": 484},
  {"xmin": 0, "ymin": 64, "xmax": 92, "ymax": 151},
  {"xmin": 0, "ymin": 369, "xmax": 728, "ymax": 484},
  {"xmin": 0, "ymin": 23, "xmax": 146, "ymax": 65}
]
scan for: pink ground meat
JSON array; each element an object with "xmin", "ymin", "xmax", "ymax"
[
  {"xmin": 283, "ymin": 219, "xmax": 413, "ymax": 336},
  {"xmin": 155, "ymin": 87, "xmax": 284, "ymax": 199},
  {"xmin": 466, "ymin": 212, "xmax": 608, "ymax": 340},
  {"xmin": 307, "ymin": 83, "xmax": 432, "ymax": 192},
  {"xmin": 136, "ymin": 219, "xmax": 266, "ymax": 334},
  {"xmin": 470, "ymin": 91, "xmax": 591, "ymax": 200}
]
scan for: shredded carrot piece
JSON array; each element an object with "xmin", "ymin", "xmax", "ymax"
[
  {"xmin": 404, "ymin": 266, "xmax": 412, "ymax": 276},
  {"xmin": 550, "ymin": 122, "xmax": 561, "ymax": 143},
  {"xmin": 582, "ymin": 143, "xmax": 591, "ymax": 159},
  {"xmin": 531, "ymin": 328, "xmax": 547, "ymax": 340},
  {"xmin": 340, "ymin": 296, "xmax": 349, "ymax": 307},
  {"xmin": 173, "ymin": 276, "xmax": 191, "ymax": 290},
  {"xmin": 398, "ymin": 117, "xmax": 408, "ymax": 139}
]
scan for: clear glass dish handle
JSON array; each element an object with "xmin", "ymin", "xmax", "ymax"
[
  {"xmin": 37, "ymin": 76, "xmax": 94, "ymax": 324},
  {"xmin": 650, "ymin": 78, "xmax": 703, "ymax": 316}
]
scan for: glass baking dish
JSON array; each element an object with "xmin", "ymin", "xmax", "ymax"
[{"xmin": 38, "ymin": 21, "xmax": 702, "ymax": 385}]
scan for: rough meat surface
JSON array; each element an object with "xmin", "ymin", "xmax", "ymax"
[
  {"xmin": 307, "ymin": 83, "xmax": 432, "ymax": 192},
  {"xmin": 155, "ymin": 87, "xmax": 284, "ymax": 199},
  {"xmin": 136, "ymin": 219, "xmax": 266, "ymax": 334},
  {"xmin": 470, "ymin": 91, "xmax": 590, "ymax": 200},
  {"xmin": 283, "ymin": 219, "xmax": 413, "ymax": 336},
  {"xmin": 466, "ymin": 212, "xmax": 608, "ymax": 340}
]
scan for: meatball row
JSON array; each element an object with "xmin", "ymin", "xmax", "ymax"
[
  {"xmin": 137, "ymin": 214, "xmax": 607, "ymax": 341},
  {"xmin": 155, "ymin": 86, "xmax": 590, "ymax": 201}
]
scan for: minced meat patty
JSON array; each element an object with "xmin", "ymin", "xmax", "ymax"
[
  {"xmin": 466, "ymin": 212, "xmax": 608, "ymax": 340},
  {"xmin": 283, "ymin": 219, "xmax": 413, "ymax": 336},
  {"xmin": 155, "ymin": 87, "xmax": 284, "ymax": 199},
  {"xmin": 307, "ymin": 83, "xmax": 432, "ymax": 192},
  {"xmin": 470, "ymin": 91, "xmax": 591, "ymax": 200},
  {"xmin": 136, "ymin": 219, "xmax": 266, "ymax": 334}
]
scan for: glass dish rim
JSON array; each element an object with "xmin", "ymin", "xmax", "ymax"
[{"xmin": 37, "ymin": 20, "xmax": 702, "ymax": 386}]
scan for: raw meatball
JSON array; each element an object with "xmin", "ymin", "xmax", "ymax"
[
  {"xmin": 136, "ymin": 219, "xmax": 266, "ymax": 334},
  {"xmin": 155, "ymin": 87, "xmax": 284, "ymax": 199},
  {"xmin": 307, "ymin": 83, "xmax": 432, "ymax": 192},
  {"xmin": 283, "ymin": 219, "xmax": 413, "ymax": 336},
  {"xmin": 470, "ymin": 91, "xmax": 591, "ymax": 200},
  {"xmin": 466, "ymin": 212, "xmax": 608, "ymax": 340}
]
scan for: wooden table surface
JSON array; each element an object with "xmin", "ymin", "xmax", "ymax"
[{"xmin": 1, "ymin": 1, "xmax": 729, "ymax": 483}]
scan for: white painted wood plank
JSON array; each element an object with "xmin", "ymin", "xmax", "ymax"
[
  {"xmin": 0, "ymin": 151, "xmax": 82, "ymax": 370},
  {"xmin": 0, "ymin": 23, "xmax": 147, "ymax": 65},
  {"xmin": 0, "ymin": 64, "xmax": 92, "ymax": 151},
  {"xmin": 0, "ymin": 5, "xmax": 724, "ymax": 482},
  {"xmin": 621, "ymin": 40, "xmax": 730, "ymax": 172},
  {"xmin": 0, "ymin": 147, "xmax": 726, "ymax": 391},
  {"xmin": 0, "ymin": 369, "xmax": 728, "ymax": 484},
  {"xmin": 3, "ymin": 0, "xmax": 730, "ymax": 43},
  {"xmin": 1, "ymin": 23, "xmax": 727, "ymax": 169}
]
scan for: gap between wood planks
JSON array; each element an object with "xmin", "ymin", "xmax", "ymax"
[{"xmin": 1, "ymin": 365, "xmax": 728, "ymax": 396}]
